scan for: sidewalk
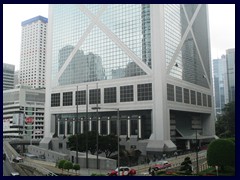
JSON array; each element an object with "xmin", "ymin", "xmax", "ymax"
[{"xmin": 28, "ymin": 158, "xmax": 109, "ymax": 176}]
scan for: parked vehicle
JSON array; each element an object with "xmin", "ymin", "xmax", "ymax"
[
  {"xmin": 108, "ymin": 167, "xmax": 137, "ymax": 176},
  {"xmin": 10, "ymin": 172, "xmax": 20, "ymax": 176},
  {"xmin": 12, "ymin": 156, "xmax": 23, "ymax": 163},
  {"xmin": 3, "ymin": 153, "xmax": 6, "ymax": 161},
  {"xmin": 151, "ymin": 160, "xmax": 172, "ymax": 171}
]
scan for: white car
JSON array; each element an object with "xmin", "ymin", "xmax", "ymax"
[
  {"xmin": 11, "ymin": 172, "xmax": 20, "ymax": 176},
  {"xmin": 108, "ymin": 166, "xmax": 137, "ymax": 176}
]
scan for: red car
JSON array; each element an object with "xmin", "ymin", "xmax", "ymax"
[
  {"xmin": 151, "ymin": 161, "xmax": 172, "ymax": 171},
  {"xmin": 108, "ymin": 167, "xmax": 137, "ymax": 176}
]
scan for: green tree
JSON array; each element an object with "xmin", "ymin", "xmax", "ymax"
[
  {"xmin": 58, "ymin": 159, "xmax": 67, "ymax": 172},
  {"xmin": 99, "ymin": 134, "xmax": 118, "ymax": 158},
  {"xmin": 207, "ymin": 139, "xmax": 235, "ymax": 171},
  {"xmin": 73, "ymin": 164, "xmax": 80, "ymax": 175},
  {"xmin": 179, "ymin": 157, "xmax": 192, "ymax": 174},
  {"xmin": 68, "ymin": 131, "xmax": 98, "ymax": 155},
  {"xmin": 215, "ymin": 101, "xmax": 235, "ymax": 137},
  {"xmin": 63, "ymin": 161, "xmax": 73, "ymax": 174}
]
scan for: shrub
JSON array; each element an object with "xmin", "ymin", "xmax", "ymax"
[
  {"xmin": 207, "ymin": 139, "xmax": 235, "ymax": 170},
  {"xmin": 73, "ymin": 164, "xmax": 80, "ymax": 174},
  {"xmin": 91, "ymin": 173, "xmax": 106, "ymax": 176},
  {"xmin": 58, "ymin": 160, "xmax": 67, "ymax": 171},
  {"xmin": 156, "ymin": 170, "xmax": 165, "ymax": 175},
  {"xmin": 63, "ymin": 161, "xmax": 73, "ymax": 172},
  {"xmin": 226, "ymin": 138, "xmax": 235, "ymax": 143}
]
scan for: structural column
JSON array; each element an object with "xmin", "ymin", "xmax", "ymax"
[
  {"xmin": 98, "ymin": 118, "xmax": 101, "ymax": 134},
  {"xmin": 89, "ymin": 118, "xmax": 92, "ymax": 131},
  {"xmin": 138, "ymin": 116, "xmax": 141, "ymax": 139},
  {"xmin": 73, "ymin": 118, "xmax": 75, "ymax": 135},
  {"xmin": 186, "ymin": 140, "xmax": 190, "ymax": 150},
  {"xmin": 81, "ymin": 120, "xmax": 83, "ymax": 134},
  {"xmin": 127, "ymin": 116, "xmax": 130, "ymax": 137},
  {"xmin": 65, "ymin": 119, "xmax": 67, "ymax": 136},
  {"xmin": 107, "ymin": 118, "xmax": 110, "ymax": 135}
]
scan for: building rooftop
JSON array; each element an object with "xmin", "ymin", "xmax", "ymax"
[{"xmin": 21, "ymin": 15, "xmax": 48, "ymax": 26}]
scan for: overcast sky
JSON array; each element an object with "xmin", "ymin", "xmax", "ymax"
[{"xmin": 3, "ymin": 4, "xmax": 235, "ymax": 70}]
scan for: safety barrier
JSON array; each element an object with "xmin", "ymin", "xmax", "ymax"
[{"xmin": 23, "ymin": 161, "xmax": 58, "ymax": 176}]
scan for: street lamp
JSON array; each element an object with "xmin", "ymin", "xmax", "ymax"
[
  {"xmin": 92, "ymin": 106, "xmax": 120, "ymax": 175},
  {"xmin": 195, "ymin": 129, "xmax": 199, "ymax": 174},
  {"xmin": 192, "ymin": 128, "xmax": 201, "ymax": 174},
  {"xmin": 76, "ymin": 86, "xmax": 79, "ymax": 164}
]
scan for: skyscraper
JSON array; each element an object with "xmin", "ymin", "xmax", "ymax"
[
  {"xmin": 3, "ymin": 63, "xmax": 15, "ymax": 90},
  {"xmin": 19, "ymin": 16, "xmax": 48, "ymax": 89},
  {"xmin": 226, "ymin": 48, "xmax": 235, "ymax": 102},
  {"xmin": 213, "ymin": 55, "xmax": 229, "ymax": 115},
  {"xmin": 42, "ymin": 4, "xmax": 215, "ymax": 155}
]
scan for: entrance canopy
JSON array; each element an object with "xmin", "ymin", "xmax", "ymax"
[{"xmin": 175, "ymin": 128, "xmax": 215, "ymax": 140}]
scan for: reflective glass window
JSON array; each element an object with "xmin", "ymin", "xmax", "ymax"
[
  {"xmin": 120, "ymin": 85, "xmax": 134, "ymax": 102},
  {"xmin": 176, "ymin": 86, "xmax": 182, "ymax": 102},
  {"xmin": 63, "ymin": 92, "xmax": 73, "ymax": 106},
  {"xmin": 120, "ymin": 120, "xmax": 127, "ymax": 135},
  {"xmin": 137, "ymin": 83, "xmax": 152, "ymax": 101},
  {"xmin": 167, "ymin": 84, "xmax": 174, "ymax": 101},
  {"xmin": 203, "ymin": 94, "xmax": 207, "ymax": 106},
  {"xmin": 101, "ymin": 120, "xmax": 107, "ymax": 135},
  {"xmin": 104, "ymin": 87, "xmax": 116, "ymax": 103},
  {"xmin": 89, "ymin": 89, "xmax": 101, "ymax": 104},
  {"xmin": 184, "ymin": 88, "xmax": 190, "ymax": 104},
  {"xmin": 76, "ymin": 90, "xmax": 86, "ymax": 105},
  {"xmin": 51, "ymin": 93, "xmax": 60, "ymax": 107},
  {"xmin": 190, "ymin": 90, "xmax": 196, "ymax": 105},
  {"xmin": 197, "ymin": 92, "xmax": 202, "ymax": 106}
]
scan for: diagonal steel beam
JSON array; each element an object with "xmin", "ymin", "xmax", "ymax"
[
  {"xmin": 166, "ymin": 4, "xmax": 202, "ymax": 74},
  {"xmin": 57, "ymin": 5, "xmax": 108, "ymax": 81},
  {"xmin": 182, "ymin": 5, "xmax": 211, "ymax": 87},
  {"xmin": 77, "ymin": 5, "xmax": 152, "ymax": 75}
]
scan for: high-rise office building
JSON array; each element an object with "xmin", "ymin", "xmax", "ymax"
[
  {"xmin": 19, "ymin": 16, "xmax": 48, "ymax": 89},
  {"xmin": 42, "ymin": 4, "xmax": 215, "ymax": 155},
  {"xmin": 226, "ymin": 48, "xmax": 235, "ymax": 102},
  {"xmin": 3, "ymin": 63, "xmax": 15, "ymax": 90},
  {"xmin": 213, "ymin": 55, "xmax": 229, "ymax": 115}
]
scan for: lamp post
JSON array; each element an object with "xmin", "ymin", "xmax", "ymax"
[
  {"xmin": 76, "ymin": 86, "xmax": 79, "ymax": 164},
  {"xmin": 96, "ymin": 83, "xmax": 99, "ymax": 169},
  {"xmin": 92, "ymin": 106, "xmax": 120, "ymax": 175},
  {"xmin": 192, "ymin": 128, "xmax": 201, "ymax": 174},
  {"xmin": 195, "ymin": 129, "xmax": 199, "ymax": 174}
]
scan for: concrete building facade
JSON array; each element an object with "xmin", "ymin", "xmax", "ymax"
[
  {"xmin": 20, "ymin": 16, "xmax": 48, "ymax": 89},
  {"xmin": 3, "ymin": 63, "xmax": 15, "ymax": 90},
  {"xmin": 3, "ymin": 86, "xmax": 45, "ymax": 140},
  {"xmin": 42, "ymin": 4, "xmax": 216, "ymax": 157}
]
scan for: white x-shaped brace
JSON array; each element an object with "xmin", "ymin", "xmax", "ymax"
[
  {"xmin": 56, "ymin": 4, "xmax": 152, "ymax": 81},
  {"xmin": 166, "ymin": 4, "xmax": 211, "ymax": 88}
]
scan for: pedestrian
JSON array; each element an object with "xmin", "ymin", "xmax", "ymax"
[
  {"xmin": 148, "ymin": 167, "xmax": 152, "ymax": 174},
  {"xmin": 174, "ymin": 151, "xmax": 178, "ymax": 158},
  {"xmin": 151, "ymin": 169, "xmax": 155, "ymax": 176}
]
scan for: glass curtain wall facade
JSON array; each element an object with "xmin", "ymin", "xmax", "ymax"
[
  {"xmin": 51, "ymin": 4, "xmax": 151, "ymax": 87},
  {"xmin": 213, "ymin": 55, "xmax": 228, "ymax": 115},
  {"xmin": 226, "ymin": 48, "xmax": 235, "ymax": 102},
  {"xmin": 165, "ymin": 4, "xmax": 210, "ymax": 88}
]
